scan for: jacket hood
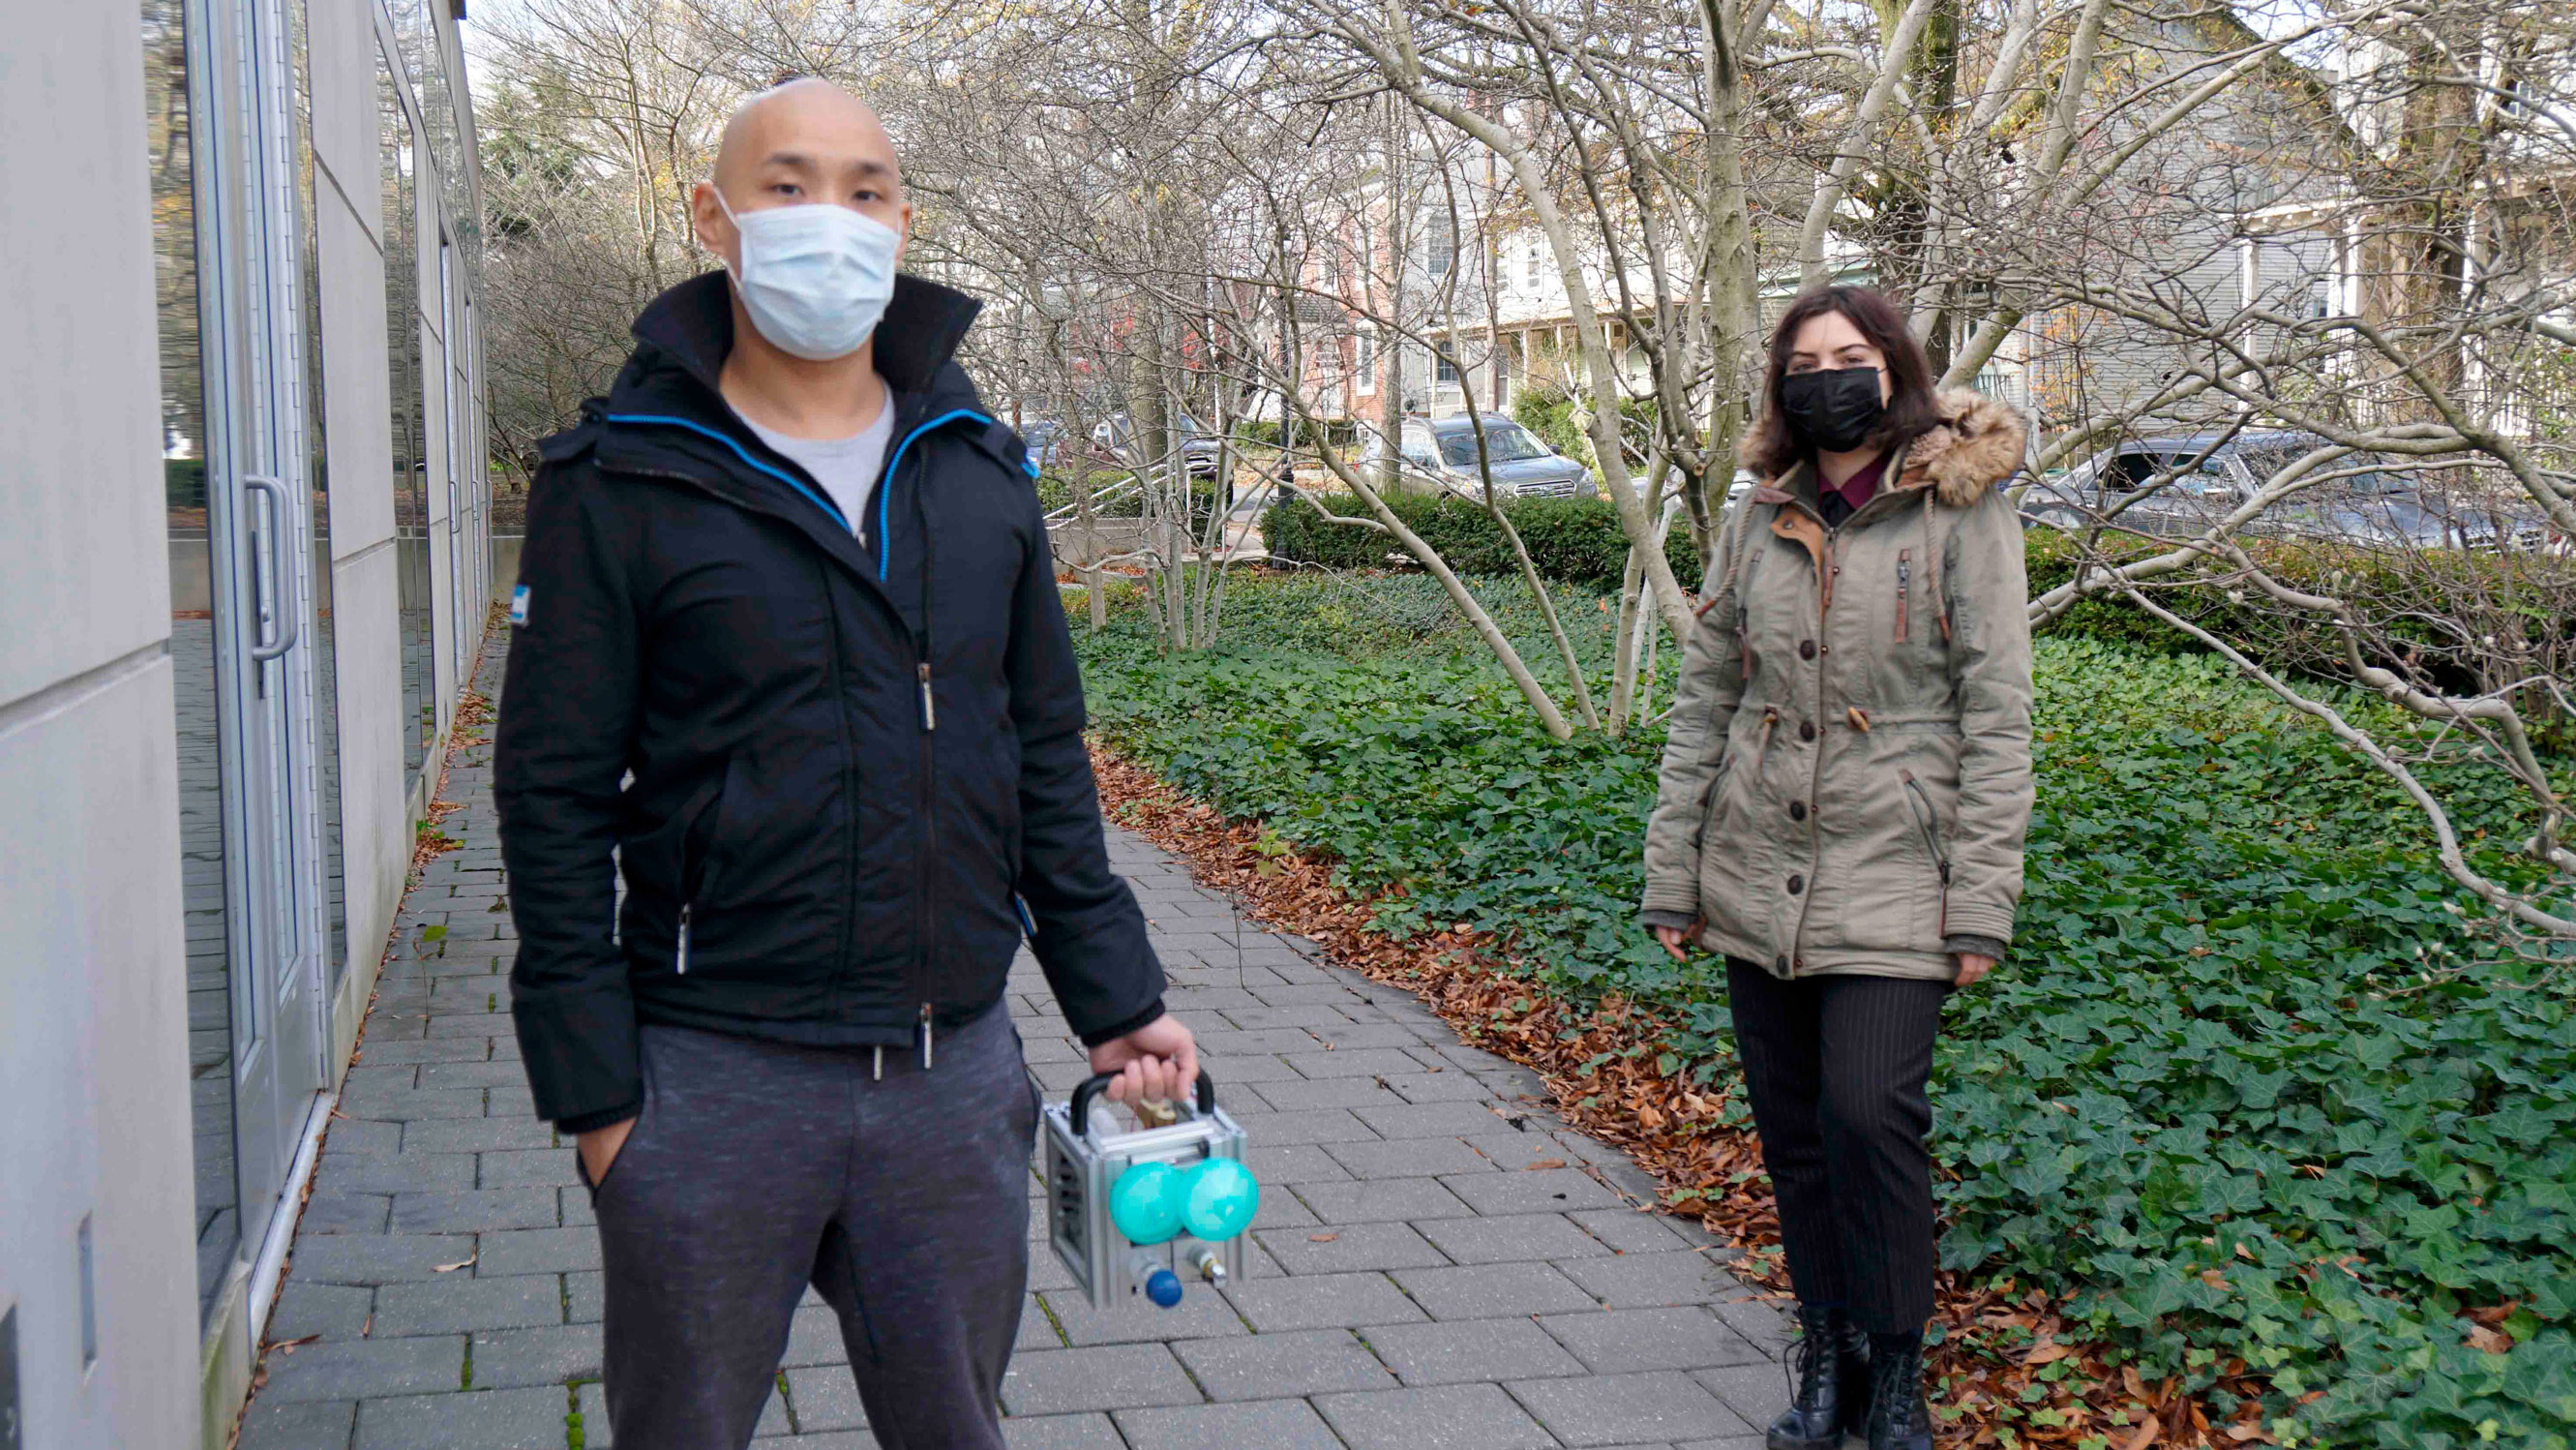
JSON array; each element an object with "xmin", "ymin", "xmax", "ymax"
[
  {"xmin": 1897, "ymin": 389, "xmax": 2029, "ymax": 507},
  {"xmin": 613, "ymin": 269, "xmax": 988, "ymax": 416}
]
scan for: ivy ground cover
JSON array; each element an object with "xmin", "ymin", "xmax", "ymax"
[{"xmin": 1072, "ymin": 571, "xmax": 2574, "ymax": 1449}]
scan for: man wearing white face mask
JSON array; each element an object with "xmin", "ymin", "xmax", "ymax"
[{"xmin": 494, "ymin": 79, "xmax": 1194, "ymax": 1449}]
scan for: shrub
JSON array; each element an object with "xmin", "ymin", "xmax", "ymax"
[
  {"xmin": 2022, "ymin": 526, "xmax": 2576, "ymax": 740},
  {"xmin": 1263, "ymin": 491, "xmax": 1702, "ymax": 589},
  {"xmin": 1263, "ymin": 493, "xmax": 2573, "ymax": 740},
  {"xmin": 1037, "ymin": 469, "xmax": 1219, "ymax": 535},
  {"xmin": 1513, "ymin": 383, "xmax": 1591, "ymax": 465},
  {"xmin": 165, "ymin": 458, "xmax": 207, "ymax": 509}
]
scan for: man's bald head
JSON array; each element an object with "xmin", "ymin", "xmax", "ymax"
[{"xmin": 692, "ymin": 78, "xmax": 911, "ymax": 275}]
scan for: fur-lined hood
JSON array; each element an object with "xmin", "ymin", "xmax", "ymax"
[{"xmin": 1895, "ymin": 388, "xmax": 2029, "ymax": 507}]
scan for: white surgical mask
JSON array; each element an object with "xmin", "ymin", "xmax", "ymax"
[{"xmin": 711, "ymin": 186, "xmax": 901, "ymax": 361}]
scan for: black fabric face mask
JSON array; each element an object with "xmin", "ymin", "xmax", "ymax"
[{"xmin": 1780, "ymin": 366, "xmax": 1887, "ymax": 454}]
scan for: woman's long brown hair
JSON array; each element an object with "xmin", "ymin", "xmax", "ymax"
[{"xmin": 1741, "ymin": 286, "xmax": 1942, "ymax": 482}]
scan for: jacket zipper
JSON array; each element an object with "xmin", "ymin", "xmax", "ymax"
[
  {"xmin": 1900, "ymin": 770, "xmax": 1952, "ymax": 936},
  {"xmin": 1792, "ymin": 511, "xmax": 1838, "ymax": 962},
  {"xmin": 903, "ymin": 423, "xmax": 942, "ymax": 1067},
  {"xmin": 822, "ymin": 559, "xmax": 862, "ymax": 1017}
]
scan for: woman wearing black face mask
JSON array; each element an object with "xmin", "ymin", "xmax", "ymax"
[{"xmin": 1637, "ymin": 287, "xmax": 2035, "ymax": 1450}]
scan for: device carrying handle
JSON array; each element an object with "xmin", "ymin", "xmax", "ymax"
[{"xmin": 1071, "ymin": 1070, "xmax": 1216, "ymax": 1136}]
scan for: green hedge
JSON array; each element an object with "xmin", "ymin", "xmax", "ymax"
[
  {"xmin": 1263, "ymin": 498, "xmax": 2575, "ymax": 741},
  {"xmin": 1263, "ymin": 492, "xmax": 1700, "ymax": 589},
  {"xmin": 1036, "ymin": 472, "xmax": 1220, "ymax": 535},
  {"xmin": 165, "ymin": 458, "xmax": 207, "ymax": 509},
  {"xmin": 1236, "ymin": 418, "xmax": 1362, "ymax": 450},
  {"xmin": 2022, "ymin": 529, "xmax": 2576, "ymax": 742}
]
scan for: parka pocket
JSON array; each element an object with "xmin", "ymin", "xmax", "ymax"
[
  {"xmin": 1692, "ymin": 755, "xmax": 1735, "ymax": 852},
  {"xmin": 1899, "ymin": 770, "xmax": 1952, "ymax": 937}
]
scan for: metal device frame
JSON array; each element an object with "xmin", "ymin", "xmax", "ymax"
[{"xmin": 1043, "ymin": 1072, "xmax": 1251, "ymax": 1310}]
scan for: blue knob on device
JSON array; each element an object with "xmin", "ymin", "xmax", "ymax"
[{"xmin": 1144, "ymin": 1268, "xmax": 1184, "ymax": 1308}]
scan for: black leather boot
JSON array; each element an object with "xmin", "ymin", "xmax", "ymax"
[
  {"xmin": 1766, "ymin": 1304, "xmax": 1872, "ymax": 1449},
  {"xmin": 1865, "ymin": 1333, "xmax": 1933, "ymax": 1450}
]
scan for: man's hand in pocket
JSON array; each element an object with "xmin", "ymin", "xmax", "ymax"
[{"xmin": 578, "ymin": 1117, "xmax": 636, "ymax": 1185}]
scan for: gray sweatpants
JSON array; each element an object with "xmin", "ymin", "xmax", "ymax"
[{"xmin": 581, "ymin": 1003, "xmax": 1038, "ymax": 1449}]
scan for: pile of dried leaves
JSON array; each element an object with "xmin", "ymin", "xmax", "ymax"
[{"xmin": 1094, "ymin": 745, "xmax": 2252, "ymax": 1448}]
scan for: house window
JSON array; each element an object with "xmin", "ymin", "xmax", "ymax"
[
  {"xmin": 1356, "ymin": 330, "xmax": 1376, "ymax": 392},
  {"xmin": 1424, "ymin": 209, "xmax": 1453, "ymax": 279},
  {"xmin": 1436, "ymin": 350, "xmax": 1460, "ymax": 385},
  {"xmin": 1524, "ymin": 242, "xmax": 1543, "ymax": 291}
]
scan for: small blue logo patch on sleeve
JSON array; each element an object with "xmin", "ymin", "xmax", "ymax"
[{"xmin": 509, "ymin": 585, "xmax": 530, "ymax": 626}]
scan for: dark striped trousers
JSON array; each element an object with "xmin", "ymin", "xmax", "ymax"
[{"xmin": 1726, "ymin": 959, "xmax": 1949, "ymax": 1334}]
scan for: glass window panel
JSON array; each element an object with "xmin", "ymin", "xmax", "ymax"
[
  {"xmin": 384, "ymin": 47, "xmax": 433, "ymax": 788},
  {"xmin": 145, "ymin": 0, "xmax": 241, "ymax": 1322}
]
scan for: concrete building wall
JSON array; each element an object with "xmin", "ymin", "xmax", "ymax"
[
  {"xmin": 314, "ymin": 1, "xmax": 406, "ymax": 1065},
  {"xmin": 0, "ymin": 0, "xmax": 490, "ymax": 1442},
  {"xmin": 0, "ymin": 2, "xmax": 205, "ymax": 1446}
]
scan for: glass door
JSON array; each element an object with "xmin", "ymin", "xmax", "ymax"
[{"xmin": 186, "ymin": 0, "xmax": 329, "ymax": 1275}]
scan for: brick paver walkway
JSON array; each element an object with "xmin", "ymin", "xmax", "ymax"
[{"xmin": 235, "ymin": 635, "xmax": 1800, "ymax": 1450}]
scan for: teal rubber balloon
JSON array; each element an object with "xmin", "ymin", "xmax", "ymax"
[
  {"xmin": 1109, "ymin": 1161, "xmax": 1183, "ymax": 1245},
  {"xmin": 1180, "ymin": 1159, "xmax": 1260, "ymax": 1242}
]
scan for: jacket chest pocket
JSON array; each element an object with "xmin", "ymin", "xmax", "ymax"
[{"xmin": 656, "ymin": 531, "xmax": 842, "ymax": 697}]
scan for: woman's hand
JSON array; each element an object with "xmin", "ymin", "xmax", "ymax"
[
  {"xmin": 1652, "ymin": 924, "xmax": 1692, "ymax": 962},
  {"xmin": 1954, "ymin": 952, "xmax": 1996, "ymax": 986}
]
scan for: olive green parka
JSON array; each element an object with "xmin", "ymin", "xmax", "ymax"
[{"xmin": 1640, "ymin": 390, "xmax": 2035, "ymax": 982}]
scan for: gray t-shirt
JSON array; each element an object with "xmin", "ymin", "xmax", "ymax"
[{"xmin": 745, "ymin": 392, "xmax": 897, "ymax": 539}]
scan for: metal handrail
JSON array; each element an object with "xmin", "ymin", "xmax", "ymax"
[{"xmin": 1043, "ymin": 476, "xmax": 1146, "ymax": 528}]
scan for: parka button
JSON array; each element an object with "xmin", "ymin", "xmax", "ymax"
[
  {"xmin": 1789, "ymin": 801, "xmax": 1807, "ymax": 821},
  {"xmin": 1786, "ymin": 874, "xmax": 1805, "ymax": 894},
  {"xmin": 1799, "ymin": 720, "xmax": 1816, "ymax": 742},
  {"xmin": 1799, "ymin": 639, "xmax": 1817, "ymax": 660},
  {"xmin": 1775, "ymin": 954, "xmax": 1790, "ymax": 973}
]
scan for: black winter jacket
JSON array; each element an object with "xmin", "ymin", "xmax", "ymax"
[{"xmin": 495, "ymin": 271, "xmax": 1164, "ymax": 1132}]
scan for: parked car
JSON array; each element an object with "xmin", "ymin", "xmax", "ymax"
[
  {"xmin": 1369, "ymin": 413, "xmax": 1596, "ymax": 499},
  {"xmin": 2022, "ymin": 430, "xmax": 2557, "ymax": 553},
  {"xmin": 1018, "ymin": 419, "xmax": 1068, "ymax": 471},
  {"xmin": 1092, "ymin": 411, "xmax": 1221, "ymax": 480}
]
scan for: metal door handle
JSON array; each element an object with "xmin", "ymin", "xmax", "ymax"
[{"xmin": 242, "ymin": 473, "xmax": 300, "ymax": 662}]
